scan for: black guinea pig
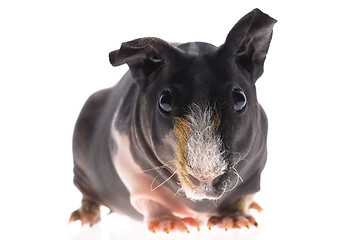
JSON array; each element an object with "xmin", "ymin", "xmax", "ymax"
[{"xmin": 69, "ymin": 8, "xmax": 276, "ymax": 233}]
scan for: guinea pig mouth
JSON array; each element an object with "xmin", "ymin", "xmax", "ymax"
[{"xmin": 181, "ymin": 176, "xmax": 229, "ymax": 201}]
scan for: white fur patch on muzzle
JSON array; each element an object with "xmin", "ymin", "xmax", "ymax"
[{"xmin": 173, "ymin": 104, "xmax": 228, "ymax": 200}]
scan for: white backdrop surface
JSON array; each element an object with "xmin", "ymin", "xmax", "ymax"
[{"xmin": 1, "ymin": 1, "xmax": 360, "ymax": 240}]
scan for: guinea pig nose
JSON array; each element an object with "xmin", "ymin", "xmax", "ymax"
[
  {"xmin": 188, "ymin": 174, "xmax": 200, "ymax": 186},
  {"xmin": 212, "ymin": 174, "xmax": 224, "ymax": 186}
]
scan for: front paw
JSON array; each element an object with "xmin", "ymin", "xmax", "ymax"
[
  {"xmin": 207, "ymin": 202, "xmax": 263, "ymax": 230},
  {"xmin": 69, "ymin": 199, "xmax": 101, "ymax": 226},
  {"xmin": 135, "ymin": 198, "xmax": 200, "ymax": 233},
  {"xmin": 147, "ymin": 216, "xmax": 199, "ymax": 233},
  {"xmin": 207, "ymin": 214, "xmax": 258, "ymax": 230}
]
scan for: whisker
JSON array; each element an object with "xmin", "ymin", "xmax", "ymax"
[
  {"xmin": 226, "ymin": 175, "xmax": 239, "ymax": 193},
  {"xmin": 150, "ymin": 170, "xmax": 162, "ymax": 190},
  {"xmin": 230, "ymin": 151, "xmax": 242, "ymax": 159},
  {"xmin": 173, "ymin": 188, "xmax": 183, "ymax": 198},
  {"xmin": 211, "ymin": 199, "xmax": 219, "ymax": 207},
  {"xmin": 150, "ymin": 171, "xmax": 177, "ymax": 192},
  {"xmin": 228, "ymin": 151, "xmax": 249, "ymax": 166},
  {"xmin": 132, "ymin": 161, "xmax": 175, "ymax": 174},
  {"xmin": 231, "ymin": 167, "xmax": 244, "ymax": 183}
]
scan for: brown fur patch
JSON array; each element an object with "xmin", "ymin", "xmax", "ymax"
[
  {"xmin": 211, "ymin": 110, "xmax": 221, "ymax": 132},
  {"xmin": 173, "ymin": 117, "xmax": 195, "ymax": 189}
]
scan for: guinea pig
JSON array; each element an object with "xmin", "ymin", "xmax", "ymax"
[{"xmin": 69, "ymin": 8, "xmax": 276, "ymax": 233}]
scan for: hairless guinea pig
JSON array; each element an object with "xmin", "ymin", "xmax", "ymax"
[{"xmin": 69, "ymin": 8, "xmax": 276, "ymax": 233}]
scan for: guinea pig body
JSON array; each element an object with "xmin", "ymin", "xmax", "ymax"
[{"xmin": 70, "ymin": 8, "xmax": 276, "ymax": 232}]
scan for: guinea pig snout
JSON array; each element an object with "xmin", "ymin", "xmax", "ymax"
[
  {"xmin": 183, "ymin": 172, "xmax": 228, "ymax": 201},
  {"xmin": 188, "ymin": 164, "xmax": 226, "ymax": 186},
  {"xmin": 187, "ymin": 172, "xmax": 223, "ymax": 187},
  {"xmin": 173, "ymin": 104, "xmax": 229, "ymax": 200}
]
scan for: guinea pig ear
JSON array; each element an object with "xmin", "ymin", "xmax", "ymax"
[
  {"xmin": 222, "ymin": 8, "xmax": 277, "ymax": 82},
  {"xmin": 109, "ymin": 37, "xmax": 177, "ymax": 87}
]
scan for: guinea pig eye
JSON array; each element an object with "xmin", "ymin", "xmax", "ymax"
[
  {"xmin": 232, "ymin": 89, "xmax": 247, "ymax": 112},
  {"xmin": 159, "ymin": 91, "xmax": 172, "ymax": 113}
]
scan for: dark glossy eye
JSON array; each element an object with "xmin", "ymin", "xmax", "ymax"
[
  {"xmin": 232, "ymin": 89, "xmax": 247, "ymax": 112},
  {"xmin": 159, "ymin": 90, "xmax": 172, "ymax": 113}
]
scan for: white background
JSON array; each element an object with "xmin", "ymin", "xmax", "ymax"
[{"xmin": 1, "ymin": 1, "xmax": 360, "ymax": 240}]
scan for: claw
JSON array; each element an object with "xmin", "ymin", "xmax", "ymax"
[
  {"xmin": 68, "ymin": 210, "xmax": 80, "ymax": 224},
  {"xmin": 247, "ymin": 215, "xmax": 257, "ymax": 227},
  {"xmin": 221, "ymin": 216, "xmax": 234, "ymax": 230},
  {"xmin": 182, "ymin": 217, "xmax": 200, "ymax": 232},
  {"xmin": 250, "ymin": 202, "xmax": 263, "ymax": 213},
  {"xmin": 234, "ymin": 216, "xmax": 248, "ymax": 228},
  {"xmin": 207, "ymin": 216, "xmax": 221, "ymax": 229},
  {"xmin": 89, "ymin": 214, "xmax": 98, "ymax": 227},
  {"xmin": 80, "ymin": 214, "xmax": 86, "ymax": 225}
]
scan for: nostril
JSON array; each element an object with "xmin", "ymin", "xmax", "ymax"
[
  {"xmin": 212, "ymin": 174, "xmax": 224, "ymax": 186},
  {"xmin": 188, "ymin": 174, "xmax": 200, "ymax": 186}
]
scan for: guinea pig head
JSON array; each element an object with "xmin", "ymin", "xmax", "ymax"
[{"xmin": 109, "ymin": 9, "xmax": 276, "ymax": 201}]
